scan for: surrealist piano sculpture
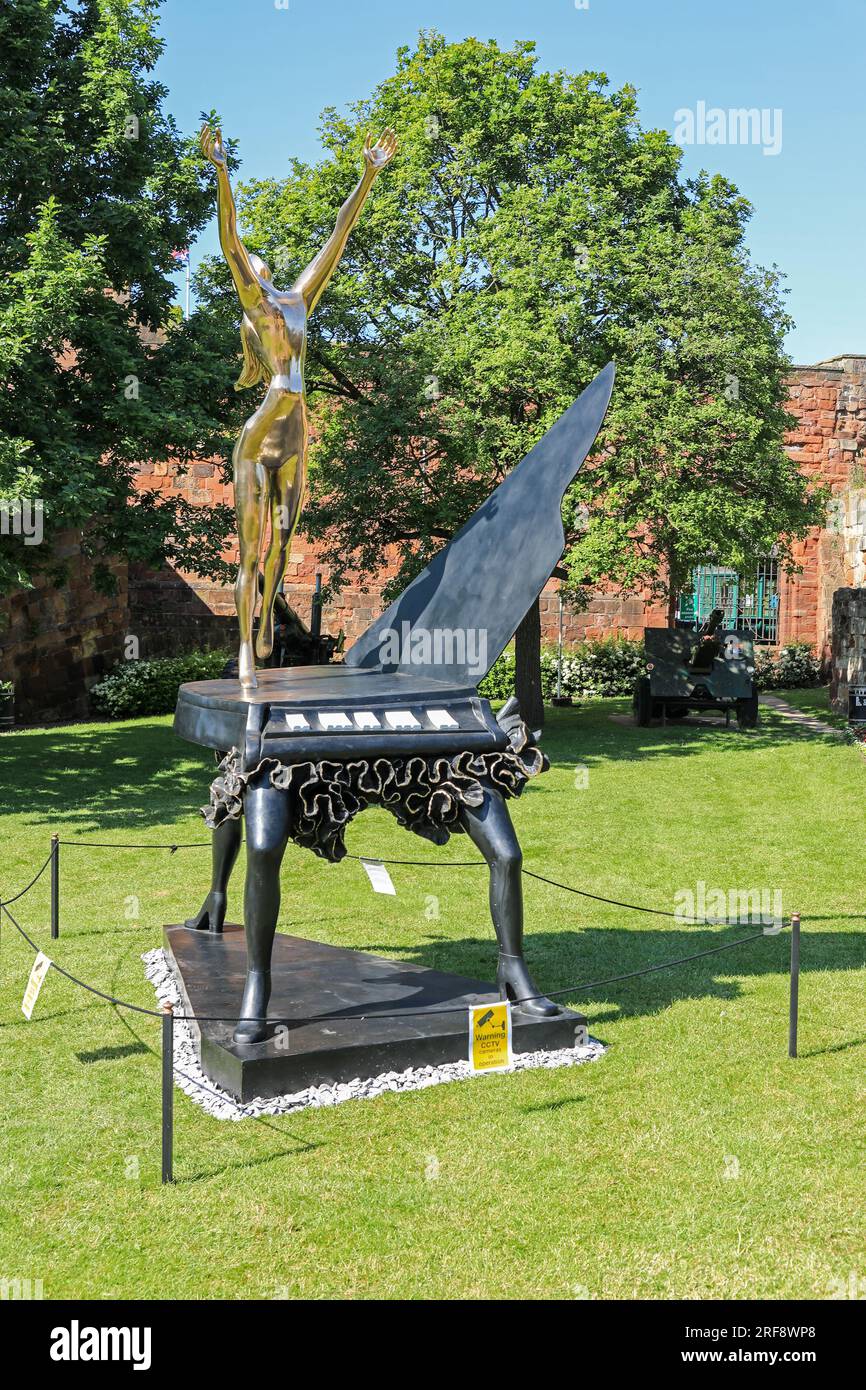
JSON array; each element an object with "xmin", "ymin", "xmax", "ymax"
[
  {"xmin": 168, "ymin": 119, "xmax": 614, "ymax": 1097},
  {"xmin": 173, "ymin": 365, "xmax": 614, "ymax": 1078}
]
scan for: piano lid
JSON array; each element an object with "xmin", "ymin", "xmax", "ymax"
[{"xmin": 344, "ymin": 362, "xmax": 615, "ymax": 685}]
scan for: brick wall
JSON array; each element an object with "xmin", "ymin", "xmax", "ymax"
[
  {"xmin": 830, "ymin": 586, "xmax": 866, "ymax": 713},
  {"xmin": 5, "ymin": 355, "xmax": 865, "ymax": 720},
  {"xmin": 0, "ymin": 532, "xmax": 128, "ymax": 722},
  {"xmin": 128, "ymin": 455, "xmax": 404, "ymax": 658},
  {"xmin": 777, "ymin": 356, "xmax": 866, "ymax": 658},
  {"xmin": 130, "ymin": 358, "xmax": 866, "ymax": 659}
]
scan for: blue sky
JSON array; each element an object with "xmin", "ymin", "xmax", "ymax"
[{"xmin": 155, "ymin": 0, "xmax": 865, "ymax": 364}]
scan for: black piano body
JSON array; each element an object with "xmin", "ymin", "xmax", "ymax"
[{"xmin": 174, "ymin": 665, "xmax": 507, "ymax": 770}]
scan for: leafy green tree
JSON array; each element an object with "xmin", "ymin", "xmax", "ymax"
[
  {"xmin": 218, "ymin": 31, "xmax": 820, "ymax": 724},
  {"xmin": 0, "ymin": 0, "xmax": 237, "ymax": 594}
]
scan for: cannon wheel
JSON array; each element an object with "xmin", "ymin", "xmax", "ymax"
[
  {"xmin": 736, "ymin": 690, "xmax": 759, "ymax": 728},
  {"xmin": 633, "ymin": 676, "xmax": 653, "ymax": 726}
]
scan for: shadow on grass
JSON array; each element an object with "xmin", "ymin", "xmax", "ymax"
[
  {"xmin": 75, "ymin": 1041, "xmax": 150, "ymax": 1064},
  {"xmin": 521, "ymin": 1095, "xmax": 586, "ymax": 1114},
  {"xmin": 0, "ymin": 721, "xmax": 213, "ymax": 832},
  {"xmin": 0, "ymin": 701, "xmax": 845, "ymax": 837},
  {"xmin": 538, "ymin": 702, "xmax": 844, "ymax": 771},
  {"xmin": 800, "ymin": 1036, "xmax": 866, "ymax": 1059},
  {"xmin": 352, "ymin": 924, "xmax": 864, "ymax": 1025}
]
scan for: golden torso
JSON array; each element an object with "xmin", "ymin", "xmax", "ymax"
[{"xmin": 241, "ymin": 287, "xmax": 309, "ymax": 470}]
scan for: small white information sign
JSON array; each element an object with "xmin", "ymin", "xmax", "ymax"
[
  {"xmin": 360, "ymin": 859, "xmax": 397, "ymax": 896},
  {"xmin": 22, "ymin": 952, "xmax": 52, "ymax": 1019}
]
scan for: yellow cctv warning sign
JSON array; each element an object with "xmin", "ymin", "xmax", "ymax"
[{"xmin": 469, "ymin": 1001, "xmax": 513, "ymax": 1073}]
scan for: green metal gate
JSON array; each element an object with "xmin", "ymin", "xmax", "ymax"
[{"xmin": 677, "ymin": 560, "xmax": 779, "ymax": 643}]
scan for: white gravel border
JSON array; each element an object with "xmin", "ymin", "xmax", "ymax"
[{"xmin": 143, "ymin": 947, "xmax": 605, "ymax": 1122}]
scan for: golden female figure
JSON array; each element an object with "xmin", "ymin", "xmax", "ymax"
[{"xmin": 200, "ymin": 122, "xmax": 398, "ymax": 688}]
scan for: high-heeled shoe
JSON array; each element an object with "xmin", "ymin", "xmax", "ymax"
[
  {"xmin": 233, "ymin": 969, "xmax": 270, "ymax": 1044},
  {"xmin": 496, "ymin": 953, "xmax": 560, "ymax": 1016},
  {"xmin": 184, "ymin": 890, "xmax": 226, "ymax": 933}
]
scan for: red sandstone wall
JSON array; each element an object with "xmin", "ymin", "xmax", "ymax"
[
  {"xmin": 0, "ymin": 532, "xmax": 128, "ymax": 722},
  {"xmin": 128, "ymin": 458, "xmax": 671, "ymax": 652},
  {"xmin": 5, "ymin": 358, "xmax": 865, "ymax": 723},
  {"xmin": 128, "ymin": 359, "xmax": 866, "ymax": 657},
  {"xmin": 779, "ymin": 358, "xmax": 866, "ymax": 658},
  {"xmin": 129, "ymin": 458, "xmax": 404, "ymax": 654}
]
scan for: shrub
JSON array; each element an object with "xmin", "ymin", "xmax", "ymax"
[
  {"xmin": 478, "ymin": 637, "xmax": 646, "ymax": 702},
  {"xmin": 753, "ymin": 642, "xmax": 823, "ymax": 691},
  {"xmin": 477, "ymin": 637, "xmax": 824, "ymax": 704},
  {"xmin": 90, "ymin": 651, "xmax": 231, "ymax": 719},
  {"xmin": 477, "ymin": 648, "xmax": 517, "ymax": 702}
]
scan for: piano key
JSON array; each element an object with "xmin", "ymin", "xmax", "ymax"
[
  {"xmin": 354, "ymin": 711, "xmax": 381, "ymax": 729},
  {"xmin": 319, "ymin": 711, "xmax": 352, "ymax": 729},
  {"xmin": 426, "ymin": 708, "xmax": 459, "ymax": 729},
  {"xmin": 284, "ymin": 713, "xmax": 310, "ymax": 731},
  {"xmin": 384, "ymin": 710, "xmax": 421, "ymax": 729}
]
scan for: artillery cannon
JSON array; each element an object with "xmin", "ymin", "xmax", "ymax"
[{"xmin": 633, "ymin": 608, "xmax": 759, "ymax": 728}]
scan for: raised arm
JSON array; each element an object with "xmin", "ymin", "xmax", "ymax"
[
  {"xmin": 294, "ymin": 128, "xmax": 397, "ymax": 314},
  {"xmin": 200, "ymin": 124, "xmax": 263, "ymax": 314}
]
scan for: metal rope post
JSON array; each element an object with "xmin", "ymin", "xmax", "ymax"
[
  {"xmin": 161, "ymin": 1003, "xmax": 174, "ymax": 1184},
  {"xmin": 50, "ymin": 834, "xmax": 59, "ymax": 939},
  {"xmin": 788, "ymin": 912, "xmax": 801, "ymax": 1058}
]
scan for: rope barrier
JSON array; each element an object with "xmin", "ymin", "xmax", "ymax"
[
  {"xmin": 57, "ymin": 839, "xmax": 211, "ymax": 851},
  {"xmin": 0, "ymin": 896, "xmax": 782, "ymax": 1024},
  {"xmin": 47, "ymin": 833, "xmax": 768, "ymax": 927},
  {"xmin": 522, "ymin": 868, "xmax": 692, "ymax": 920},
  {"xmin": 0, "ymin": 850, "xmax": 53, "ymax": 907},
  {"xmin": 1, "ymin": 837, "xmax": 800, "ymax": 1185},
  {"xmin": 2, "ymin": 902, "xmax": 169, "ymax": 1018},
  {"xmin": 345, "ymin": 853, "xmax": 482, "ymax": 867}
]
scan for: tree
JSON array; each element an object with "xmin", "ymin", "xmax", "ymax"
[
  {"xmin": 0, "ymin": 0, "xmax": 237, "ymax": 595},
  {"xmin": 201, "ymin": 33, "xmax": 822, "ymax": 723}
]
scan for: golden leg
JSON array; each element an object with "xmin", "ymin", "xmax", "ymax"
[
  {"xmin": 256, "ymin": 433, "xmax": 306, "ymax": 662},
  {"xmin": 233, "ymin": 451, "xmax": 267, "ymax": 690}
]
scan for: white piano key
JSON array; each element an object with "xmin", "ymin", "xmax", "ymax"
[
  {"xmin": 284, "ymin": 713, "xmax": 310, "ymax": 731},
  {"xmin": 354, "ymin": 711, "xmax": 381, "ymax": 729},
  {"xmin": 319, "ymin": 711, "xmax": 352, "ymax": 729},
  {"xmin": 426, "ymin": 708, "xmax": 459, "ymax": 729},
  {"xmin": 384, "ymin": 710, "xmax": 421, "ymax": 729}
]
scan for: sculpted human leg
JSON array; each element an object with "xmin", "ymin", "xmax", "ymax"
[
  {"xmin": 459, "ymin": 787, "xmax": 559, "ymax": 1016},
  {"xmin": 234, "ymin": 783, "xmax": 292, "ymax": 1044},
  {"xmin": 233, "ymin": 445, "xmax": 267, "ymax": 690},
  {"xmin": 256, "ymin": 404, "xmax": 306, "ymax": 661},
  {"xmin": 184, "ymin": 813, "xmax": 242, "ymax": 933}
]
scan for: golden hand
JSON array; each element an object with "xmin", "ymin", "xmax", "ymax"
[
  {"xmin": 200, "ymin": 122, "xmax": 228, "ymax": 169},
  {"xmin": 363, "ymin": 127, "xmax": 398, "ymax": 173}
]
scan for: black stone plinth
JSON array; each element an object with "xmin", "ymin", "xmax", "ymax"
[{"xmin": 164, "ymin": 925, "xmax": 585, "ymax": 1103}]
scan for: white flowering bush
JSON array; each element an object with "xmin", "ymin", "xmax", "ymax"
[
  {"xmin": 90, "ymin": 651, "xmax": 231, "ymax": 719},
  {"xmin": 753, "ymin": 642, "xmax": 822, "ymax": 690},
  {"xmin": 478, "ymin": 637, "xmax": 824, "ymax": 704}
]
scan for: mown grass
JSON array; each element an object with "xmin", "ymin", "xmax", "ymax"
[
  {"xmin": 0, "ymin": 695, "xmax": 863, "ymax": 1300},
  {"xmin": 767, "ymin": 684, "xmax": 852, "ymax": 732}
]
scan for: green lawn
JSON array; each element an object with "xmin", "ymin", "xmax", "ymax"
[
  {"xmin": 766, "ymin": 683, "xmax": 852, "ymax": 731},
  {"xmin": 1, "ymin": 695, "xmax": 864, "ymax": 1300}
]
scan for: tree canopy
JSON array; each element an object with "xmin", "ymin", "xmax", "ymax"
[
  {"xmin": 216, "ymin": 31, "xmax": 821, "ymax": 628},
  {"xmin": 0, "ymin": 0, "xmax": 236, "ymax": 593}
]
